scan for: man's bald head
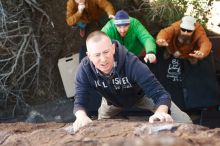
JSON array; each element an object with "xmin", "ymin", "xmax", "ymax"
[{"xmin": 86, "ymin": 31, "xmax": 112, "ymax": 52}]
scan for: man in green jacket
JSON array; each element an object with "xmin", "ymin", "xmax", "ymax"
[{"xmin": 101, "ymin": 10, "xmax": 157, "ymax": 63}]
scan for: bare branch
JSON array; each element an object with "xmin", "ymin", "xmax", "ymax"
[{"xmin": 0, "ymin": 0, "xmax": 50, "ymax": 119}]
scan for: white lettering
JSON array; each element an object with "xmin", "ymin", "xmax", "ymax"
[
  {"xmin": 113, "ymin": 77, "xmax": 121, "ymax": 85},
  {"xmin": 94, "ymin": 80, "xmax": 108, "ymax": 88},
  {"xmin": 94, "ymin": 76, "xmax": 132, "ymax": 90},
  {"xmin": 167, "ymin": 59, "xmax": 182, "ymax": 82},
  {"xmin": 102, "ymin": 82, "xmax": 108, "ymax": 88}
]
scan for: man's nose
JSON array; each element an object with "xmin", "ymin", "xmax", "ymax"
[
  {"xmin": 120, "ymin": 28, "xmax": 125, "ymax": 33},
  {"xmin": 183, "ymin": 31, "xmax": 188, "ymax": 35},
  {"xmin": 100, "ymin": 54, "xmax": 106, "ymax": 62}
]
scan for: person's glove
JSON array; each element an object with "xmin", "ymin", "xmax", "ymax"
[
  {"xmin": 144, "ymin": 53, "xmax": 157, "ymax": 64},
  {"xmin": 156, "ymin": 39, "xmax": 168, "ymax": 47},
  {"xmin": 78, "ymin": 4, "xmax": 85, "ymax": 13}
]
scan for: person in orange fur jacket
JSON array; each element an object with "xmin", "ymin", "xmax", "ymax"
[
  {"xmin": 156, "ymin": 16, "xmax": 212, "ymax": 64},
  {"xmin": 66, "ymin": 0, "xmax": 115, "ymax": 38}
]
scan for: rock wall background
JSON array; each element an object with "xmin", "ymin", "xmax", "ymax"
[
  {"xmin": 0, "ymin": 0, "xmax": 220, "ymax": 122},
  {"xmin": 0, "ymin": 120, "xmax": 220, "ymax": 146}
]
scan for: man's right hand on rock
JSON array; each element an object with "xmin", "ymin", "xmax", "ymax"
[{"xmin": 73, "ymin": 110, "xmax": 92, "ymax": 132}]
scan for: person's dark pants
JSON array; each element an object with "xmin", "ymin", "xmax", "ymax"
[{"xmin": 151, "ymin": 48, "xmax": 220, "ymax": 110}]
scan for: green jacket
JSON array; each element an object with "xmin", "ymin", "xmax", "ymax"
[{"xmin": 101, "ymin": 17, "xmax": 156, "ymax": 55}]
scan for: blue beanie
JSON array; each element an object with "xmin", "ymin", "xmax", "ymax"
[{"xmin": 114, "ymin": 10, "xmax": 130, "ymax": 26}]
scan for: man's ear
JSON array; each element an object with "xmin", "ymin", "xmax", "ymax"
[{"xmin": 86, "ymin": 51, "xmax": 90, "ymax": 59}]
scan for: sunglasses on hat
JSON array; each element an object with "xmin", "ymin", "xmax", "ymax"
[{"xmin": 180, "ymin": 28, "xmax": 193, "ymax": 33}]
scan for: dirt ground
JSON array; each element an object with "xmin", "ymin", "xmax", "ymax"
[{"xmin": 1, "ymin": 119, "xmax": 220, "ymax": 146}]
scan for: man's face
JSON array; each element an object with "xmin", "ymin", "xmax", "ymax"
[
  {"xmin": 178, "ymin": 28, "xmax": 194, "ymax": 44},
  {"xmin": 87, "ymin": 37, "xmax": 115, "ymax": 75},
  {"xmin": 75, "ymin": 0, "xmax": 85, "ymax": 4},
  {"xmin": 116, "ymin": 25, "xmax": 130, "ymax": 38}
]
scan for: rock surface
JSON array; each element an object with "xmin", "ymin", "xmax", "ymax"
[{"xmin": 0, "ymin": 119, "xmax": 220, "ymax": 146}]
